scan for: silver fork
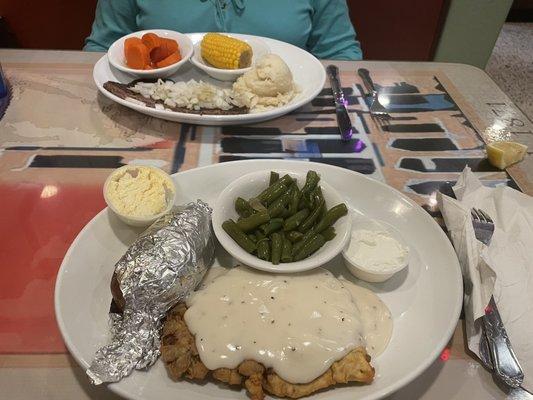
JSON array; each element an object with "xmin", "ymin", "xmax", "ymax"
[
  {"xmin": 357, "ymin": 68, "xmax": 391, "ymax": 129},
  {"xmin": 471, "ymin": 208, "xmax": 524, "ymax": 388}
]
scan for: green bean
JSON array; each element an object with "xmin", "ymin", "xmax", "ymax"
[
  {"xmin": 307, "ymin": 186, "xmax": 324, "ymax": 211},
  {"xmin": 322, "ymin": 226, "xmax": 336, "ymax": 241},
  {"xmin": 301, "ymin": 191, "xmax": 313, "ymax": 210},
  {"xmin": 267, "ymin": 191, "xmax": 291, "ymax": 218},
  {"xmin": 269, "ymin": 171, "xmax": 279, "ymax": 185},
  {"xmin": 319, "ymin": 203, "xmax": 327, "ymax": 220},
  {"xmin": 249, "ymin": 197, "xmax": 267, "ymax": 213},
  {"xmin": 260, "ymin": 184, "xmax": 288, "ymax": 206},
  {"xmin": 281, "ymin": 237, "xmax": 293, "ymax": 263},
  {"xmin": 298, "ymin": 171, "xmax": 320, "ymax": 210},
  {"xmin": 278, "ymin": 174, "xmax": 294, "ymax": 186},
  {"xmin": 288, "ymin": 186, "xmax": 302, "ymax": 215},
  {"xmin": 309, "ymin": 193, "xmax": 316, "ymax": 210},
  {"xmin": 313, "ymin": 186, "xmax": 324, "ymax": 207},
  {"xmin": 315, "ymin": 203, "xmax": 348, "ymax": 233},
  {"xmin": 226, "ymin": 170, "xmax": 345, "ymax": 264},
  {"xmin": 254, "ymin": 229, "xmax": 266, "ymax": 241},
  {"xmin": 293, "ymin": 234, "xmax": 326, "ymax": 261},
  {"xmin": 222, "ymin": 220, "xmax": 257, "ymax": 254},
  {"xmin": 301, "ymin": 170, "xmax": 320, "ymax": 195},
  {"xmin": 260, "ymin": 218, "xmax": 283, "ymax": 235},
  {"xmin": 286, "ymin": 230, "xmax": 304, "ymax": 243},
  {"xmin": 283, "ymin": 208, "xmax": 310, "ymax": 231},
  {"xmin": 291, "ymin": 229, "xmax": 315, "ymax": 256},
  {"xmin": 298, "ymin": 200, "xmax": 324, "ymax": 233},
  {"xmin": 236, "ymin": 210, "xmax": 270, "ymax": 232},
  {"xmin": 271, "ymin": 232, "xmax": 283, "ymax": 265},
  {"xmin": 280, "ymin": 174, "xmax": 294, "ymax": 186},
  {"xmin": 257, "ymin": 174, "xmax": 293, "ymax": 205},
  {"xmin": 235, "ymin": 197, "xmax": 254, "ymax": 218},
  {"xmin": 257, "ymin": 239, "xmax": 271, "ymax": 261}
]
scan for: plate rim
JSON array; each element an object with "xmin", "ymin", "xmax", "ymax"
[
  {"xmin": 93, "ymin": 33, "xmax": 326, "ymax": 124},
  {"xmin": 54, "ymin": 159, "xmax": 463, "ymax": 400}
]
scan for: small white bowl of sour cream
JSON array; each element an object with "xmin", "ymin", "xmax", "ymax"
[{"xmin": 342, "ymin": 218, "xmax": 409, "ymax": 283}]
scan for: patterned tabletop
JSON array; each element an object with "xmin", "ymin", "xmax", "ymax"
[{"xmin": 0, "ymin": 50, "xmax": 532, "ymax": 400}]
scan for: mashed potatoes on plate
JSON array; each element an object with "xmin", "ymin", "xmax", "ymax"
[{"xmin": 233, "ymin": 54, "xmax": 298, "ymax": 112}]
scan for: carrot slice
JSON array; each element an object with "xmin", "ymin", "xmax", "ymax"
[
  {"xmin": 141, "ymin": 33, "xmax": 162, "ymax": 52},
  {"xmin": 150, "ymin": 38, "xmax": 180, "ymax": 63},
  {"xmin": 124, "ymin": 37, "xmax": 150, "ymax": 69},
  {"xmin": 155, "ymin": 51, "xmax": 182, "ymax": 68},
  {"xmin": 124, "ymin": 37, "xmax": 141, "ymax": 54}
]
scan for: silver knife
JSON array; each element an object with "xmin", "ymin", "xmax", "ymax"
[
  {"xmin": 326, "ymin": 65, "xmax": 353, "ymax": 141},
  {"xmin": 483, "ymin": 297, "xmax": 524, "ymax": 387}
]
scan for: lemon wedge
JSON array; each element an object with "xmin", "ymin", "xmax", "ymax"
[{"xmin": 486, "ymin": 141, "xmax": 528, "ymax": 169}]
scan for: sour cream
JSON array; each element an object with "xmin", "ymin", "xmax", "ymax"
[
  {"xmin": 184, "ymin": 266, "xmax": 393, "ymax": 383},
  {"xmin": 343, "ymin": 229, "xmax": 409, "ymax": 282}
]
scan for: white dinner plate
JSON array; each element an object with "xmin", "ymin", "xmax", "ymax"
[
  {"xmin": 55, "ymin": 160, "xmax": 462, "ymax": 400},
  {"xmin": 93, "ymin": 33, "xmax": 326, "ymax": 125}
]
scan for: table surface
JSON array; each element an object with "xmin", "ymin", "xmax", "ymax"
[{"xmin": 0, "ymin": 49, "xmax": 532, "ymax": 400}]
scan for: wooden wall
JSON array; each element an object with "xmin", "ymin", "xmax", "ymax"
[
  {"xmin": 347, "ymin": 0, "xmax": 449, "ymax": 60},
  {"xmin": 0, "ymin": 0, "xmax": 97, "ymax": 49}
]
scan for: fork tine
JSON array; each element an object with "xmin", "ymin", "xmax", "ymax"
[
  {"xmin": 471, "ymin": 209, "xmax": 480, "ymax": 221},
  {"xmin": 478, "ymin": 209, "xmax": 493, "ymax": 223},
  {"xmin": 377, "ymin": 116, "xmax": 387, "ymax": 130},
  {"xmin": 476, "ymin": 209, "xmax": 487, "ymax": 222},
  {"xmin": 370, "ymin": 114, "xmax": 381, "ymax": 131}
]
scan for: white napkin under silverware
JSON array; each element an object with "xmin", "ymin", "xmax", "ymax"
[{"xmin": 438, "ymin": 167, "xmax": 533, "ymax": 392}]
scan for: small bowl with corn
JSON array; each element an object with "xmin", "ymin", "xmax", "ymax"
[{"xmin": 190, "ymin": 32, "xmax": 270, "ymax": 81}]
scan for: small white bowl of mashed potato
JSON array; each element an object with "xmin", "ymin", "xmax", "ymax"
[
  {"xmin": 342, "ymin": 217, "xmax": 409, "ymax": 283},
  {"xmin": 103, "ymin": 165, "xmax": 176, "ymax": 227}
]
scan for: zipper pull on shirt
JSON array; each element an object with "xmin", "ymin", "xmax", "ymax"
[
  {"xmin": 212, "ymin": 0, "xmax": 227, "ymax": 31},
  {"xmin": 232, "ymin": 0, "xmax": 245, "ymax": 15},
  {"xmin": 211, "ymin": 0, "xmax": 246, "ymax": 31}
]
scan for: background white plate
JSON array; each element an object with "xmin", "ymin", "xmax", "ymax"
[
  {"xmin": 93, "ymin": 33, "xmax": 326, "ymax": 125},
  {"xmin": 55, "ymin": 160, "xmax": 462, "ymax": 400}
]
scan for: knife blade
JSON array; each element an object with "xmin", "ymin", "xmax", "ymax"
[{"xmin": 326, "ymin": 65, "xmax": 353, "ymax": 141}]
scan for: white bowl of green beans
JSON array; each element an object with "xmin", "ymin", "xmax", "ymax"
[{"xmin": 212, "ymin": 169, "xmax": 352, "ymax": 273}]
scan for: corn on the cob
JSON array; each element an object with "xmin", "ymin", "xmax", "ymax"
[{"xmin": 201, "ymin": 33, "xmax": 253, "ymax": 69}]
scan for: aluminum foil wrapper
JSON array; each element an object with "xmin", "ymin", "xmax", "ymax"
[{"xmin": 86, "ymin": 200, "xmax": 214, "ymax": 384}]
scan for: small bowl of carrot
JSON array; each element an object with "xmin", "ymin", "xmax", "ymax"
[{"xmin": 107, "ymin": 29, "xmax": 193, "ymax": 78}]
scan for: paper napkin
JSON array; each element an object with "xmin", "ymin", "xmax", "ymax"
[{"xmin": 438, "ymin": 167, "xmax": 533, "ymax": 392}]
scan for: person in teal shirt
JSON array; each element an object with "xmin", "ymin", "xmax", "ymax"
[{"xmin": 84, "ymin": 0, "xmax": 362, "ymax": 60}]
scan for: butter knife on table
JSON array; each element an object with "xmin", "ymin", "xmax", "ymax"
[{"xmin": 326, "ymin": 65, "xmax": 353, "ymax": 141}]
